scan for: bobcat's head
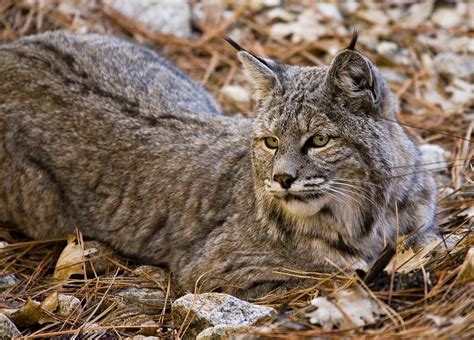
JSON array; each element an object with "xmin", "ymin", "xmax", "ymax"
[{"xmin": 235, "ymin": 33, "xmax": 403, "ymax": 240}]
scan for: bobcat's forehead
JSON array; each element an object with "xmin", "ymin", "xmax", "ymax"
[
  {"xmin": 255, "ymin": 103, "xmax": 337, "ymax": 140},
  {"xmin": 254, "ymin": 66, "xmax": 337, "ymax": 137}
]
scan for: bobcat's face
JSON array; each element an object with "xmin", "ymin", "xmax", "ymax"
[
  {"xmin": 238, "ymin": 37, "xmax": 396, "ymax": 226},
  {"xmin": 252, "ymin": 92, "xmax": 373, "ymax": 218}
]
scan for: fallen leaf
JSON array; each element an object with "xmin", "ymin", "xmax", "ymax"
[
  {"xmin": 14, "ymin": 298, "xmax": 42, "ymax": 327},
  {"xmin": 458, "ymin": 247, "xmax": 474, "ymax": 282},
  {"xmin": 54, "ymin": 235, "xmax": 96, "ymax": 280},
  {"xmin": 38, "ymin": 292, "xmax": 59, "ymax": 324},
  {"xmin": 306, "ymin": 286, "xmax": 384, "ymax": 330},
  {"xmin": 14, "ymin": 292, "xmax": 65, "ymax": 326},
  {"xmin": 385, "ymin": 240, "xmax": 439, "ymax": 274}
]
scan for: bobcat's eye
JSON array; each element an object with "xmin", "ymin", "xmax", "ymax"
[
  {"xmin": 264, "ymin": 137, "xmax": 279, "ymax": 149},
  {"xmin": 308, "ymin": 135, "xmax": 330, "ymax": 148}
]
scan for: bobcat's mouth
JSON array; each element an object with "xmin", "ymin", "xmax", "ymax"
[
  {"xmin": 279, "ymin": 192, "xmax": 327, "ymax": 217},
  {"xmin": 283, "ymin": 192, "xmax": 322, "ymax": 202}
]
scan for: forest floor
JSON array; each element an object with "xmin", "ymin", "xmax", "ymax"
[{"xmin": 0, "ymin": 1, "xmax": 472, "ymax": 338}]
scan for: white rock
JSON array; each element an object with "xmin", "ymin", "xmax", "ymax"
[
  {"xmin": 399, "ymin": 0, "xmax": 434, "ymax": 28},
  {"xmin": 376, "ymin": 42, "xmax": 411, "ymax": 66},
  {"xmin": 249, "ymin": 0, "xmax": 281, "ymax": 10},
  {"xmin": 270, "ymin": 9, "xmax": 327, "ymax": 43},
  {"xmin": 446, "ymin": 78, "xmax": 473, "ymax": 107},
  {"xmin": 419, "ymin": 34, "xmax": 474, "ymax": 54},
  {"xmin": 434, "ymin": 53, "xmax": 474, "ymax": 82},
  {"xmin": 196, "ymin": 324, "xmax": 249, "ymax": 339},
  {"xmin": 57, "ymin": 294, "xmax": 81, "ymax": 317},
  {"xmin": 0, "ymin": 313, "xmax": 21, "ymax": 338},
  {"xmin": 380, "ymin": 68, "xmax": 408, "ymax": 84},
  {"xmin": 432, "ymin": 7, "xmax": 463, "ymax": 29},
  {"xmin": 104, "ymin": 0, "xmax": 192, "ymax": 38},
  {"xmin": 427, "ymin": 314, "xmax": 467, "ymax": 328},
  {"xmin": 338, "ymin": 0, "xmax": 359, "ymax": 15},
  {"xmin": 315, "ymin": 3, "xmax": 342, "ymax": 21},
  {"xmin": 221, "ymin": 85, "xmax": 251, "ymax": 106},
  {"xmin": 420, "ymin": 144, "xmax": 449, "ymax": 172},
  {"xmin": 262, "ymin": 0, "xmax": 281, "ymax": 7},
  {"xmin": 356, "ymin": 8, "xmax": 389, "ymax": 26},
  {"xmin": 172, "ymin": 293, "xmax": 275, "ymax": 338},
  {"xmin": 266, "ymin": 8, "xmax": 295, "ymax": 22}
]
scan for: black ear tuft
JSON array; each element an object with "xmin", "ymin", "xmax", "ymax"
[
  {"xmin": 347, "ymin": 29, "xmax": 359, "ymax": 51},
  {"xmin": 225, "ymin": 36, "xmax": 244, "ymax": 52},
  {"xmin": 225, "ymin": 37, "xmax": 272, "ymax": 69}
]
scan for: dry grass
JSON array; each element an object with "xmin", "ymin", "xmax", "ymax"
[{"xmin": 0, "ymin": 0, "xmax": 472, "ymax": 338}]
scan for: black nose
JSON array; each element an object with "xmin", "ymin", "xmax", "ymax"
[{"xmin": 273, "ymin": 173, "xmax": 295, "ymax": 189}]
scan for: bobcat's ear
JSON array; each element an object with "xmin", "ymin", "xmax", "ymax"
[
  {"xmin": 237, "ymin": 51, "xmax": 280, "ymax": 102},
  {"xmin": 326, "ymin": 49, "xmax": 382, "ymax": 104},
  {"xmin": 325, "ymin": 42, "xmax": 389, "ymax": 113}
]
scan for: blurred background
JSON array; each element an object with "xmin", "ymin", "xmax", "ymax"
[{"xmin": 0, "ymin": 0, "xmax": 472, "ymax": 118}]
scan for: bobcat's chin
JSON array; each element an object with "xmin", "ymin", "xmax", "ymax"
[{"xmin": 281, "ymin": 195, "xmax": 328, "ymax": 217}]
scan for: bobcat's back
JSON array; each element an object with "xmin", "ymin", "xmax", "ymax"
[{"xmin": 0, "ymin": 32, "xmax": 221, "ymax": 118}]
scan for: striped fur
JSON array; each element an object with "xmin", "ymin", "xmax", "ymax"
[{"xmin": 0, "ymin": 32, "xmax": 437, "ymax": 299}]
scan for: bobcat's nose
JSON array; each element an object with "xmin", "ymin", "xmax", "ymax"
[{"xmin": 273, "ymin": 173, "xmax": 295, "ymax": 189}]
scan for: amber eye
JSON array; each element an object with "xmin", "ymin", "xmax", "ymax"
[
  {"xmin": 264, "ymin": 137, "xmax": 279, "ymax": 149},
  {"xmin": 308, "ymin": 135, "xmax": 330, "ymax": 148}
]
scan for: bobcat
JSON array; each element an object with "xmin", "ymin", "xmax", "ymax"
[{"xmin": 0, "ymin": 31, "xmax": 437, "ymax": 299}]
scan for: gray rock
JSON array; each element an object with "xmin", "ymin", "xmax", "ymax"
[
  {"xmin": 104, "ymin": 0, "xmax": 192, "ymax": 38},
  {"xmin": 131, "ymin": 265, "xmax": 168, "ymax": 286},
  {"xmin": 0, "ymin": 273, "xmax": 18, "ymax": 290},
  {"xmin": 376, "ymin": 41, "xmax": 411, "ymax": 66},
  {"xmin": 172, "ymin": 293, "xmax": 275, "ymax": 338},
  {"xmin": 84, "ymin": 240, "xmax": 117, "ymax": 276},
  {"xmin": 221, "ymin": 85, "xmax": 252, "ymax": 106},
  {"xmin": 114, "ymin": 287, "xmax": 166, "ymax": 312},
  {"xmin": 57, "ymin": 294, "xmax": 81, "ymax": 317},
  {"xmin": 0, "ymin": 313, "xmax": 21, "ymax": 338},
  {"xmin": 420, "ymin": 144, "xmax": 449, "ymax": 172},
  {"xmin": 196, "ymin": 324, "xmax": 255, "ymax": 339},
  {"xmin": 434, "ymin": 53, "xmax": 474, "ymax": 82},
  {"xmin": 0, "ymin": 242, "xmax": 19, "ymax": 290},
  {"xmin": 380, "ymin": 68, "xmax": 408, "ymax": 84},
  {"xmin": 432, "ymin": 6, "xmax": 464, "ymax": 29}
]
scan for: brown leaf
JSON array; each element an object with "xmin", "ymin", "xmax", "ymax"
[
  {"xmin": 385, "ymin": 241, "xmax": 439, "ymax": 274},
  {"xmin": 14, "ymin": 293, "xmax": 61, "ymax": 327},
  {"xmin": 53, "ymin": 235, "xmax": 95, "ymax": 280},
  {"xmin": 14, "ymin": 298, "xmax": 42, "ymax": 328},
  {"xmin": 38, "ymin": 292, "xmax": 59, "ymax": 324},
  {"xmin": 459, "ymin": 247, "xmax": 474, "ymax": 282}
]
